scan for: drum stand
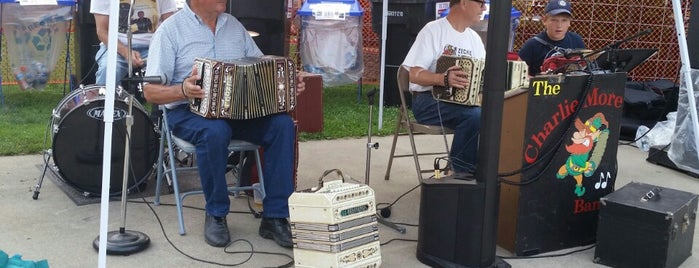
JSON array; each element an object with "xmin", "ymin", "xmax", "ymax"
[
  {"xmin": 365, "ymin": 88, "xmax": 406, "ymax": 234},
  {"xmin": 93, "ymin": 1, "xmax": 150, "ymax": 254}
]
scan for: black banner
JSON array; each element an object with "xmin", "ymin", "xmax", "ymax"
[{"xmin": 509, "ymin": 72, "xmax": 627, "ymax": 255}]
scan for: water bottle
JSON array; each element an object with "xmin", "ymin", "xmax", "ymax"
[
  {"xmin": 13, "ymin": 66, "xmax": 32, "ymax": 90},
  {"xmin": 635, "ymin": 125, "xmax": 651, "ymax": 152}
]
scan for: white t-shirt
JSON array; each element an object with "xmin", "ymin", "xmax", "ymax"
[
  {"xmin": 90, "ymin": 0, "xmax": 178, "ymax": 47},
  {"xmin": 402, "ymin": 18, "xmax": 486, "ymax": 92}
]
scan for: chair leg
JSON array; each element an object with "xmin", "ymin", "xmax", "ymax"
[
  {"xmin": 252, "ymin": 149, "xmax": 266, "ymax": 200},
  {"xmin": 154, "ymin": 129, "xmax": 166, "ymax": 206},
  {"xmin": 406, "ymin": 127, "xmax": 424, "ymax": 182},
  {"xmin": 384, "ymin": 114, "xmax": 404, "ymax": 180},
  {"xmin": 163, "ymin": 130, "xmax": 187, "ymax": 235}
]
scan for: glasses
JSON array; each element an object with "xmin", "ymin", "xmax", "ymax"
[{"xmin": 470, "ymin": 0, "xmax": 486, "ymax": 8}]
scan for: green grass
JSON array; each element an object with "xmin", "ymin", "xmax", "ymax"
[{"xmin": 0, "ymin": 83, "xmax": 398, "ymax": 156}]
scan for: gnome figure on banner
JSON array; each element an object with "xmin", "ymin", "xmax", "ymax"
[{"xmin": 556, "ymin": 113, "xmax": 610, "ymax": 197}]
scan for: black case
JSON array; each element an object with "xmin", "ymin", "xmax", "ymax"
[{"xmin": 594, "ymin": 182, "xmax": 698, "ymax": 268}]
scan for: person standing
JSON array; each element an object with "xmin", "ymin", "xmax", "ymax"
[
  {"xmin": 402, "ymin": 0, "xmax": 487, "ymax": 175},
  {"xmin": 91, "ymin": 0, "xmax": 177, "ymax": 86},
  {"xmin": 518, "ymin": 0, "xmax": 586, "ymax": 76}
]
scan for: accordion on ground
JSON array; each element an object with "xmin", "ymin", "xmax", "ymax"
[
  {"xmin": 431, "ymin": 55, "xmax": 529, "ymax": 106},
  {"xmin": 289, "ymin": 180, "xmax": 382, "ymax": 268},
  {"xmin": 190, "ymin": 56, "xmax": 296, "ymax": 120}
]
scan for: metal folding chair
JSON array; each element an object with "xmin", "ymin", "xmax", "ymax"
[
  {"xmin": 153, "ymin": 106, "xmax": 265, "ymax": 235},
  {"xmin": 385, "ymin": 66, "xmax": 453, "ymax": 182}
]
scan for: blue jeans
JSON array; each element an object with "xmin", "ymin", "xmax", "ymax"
[
  {"xmin": 94, "ymin": 43, "xmax": 149, "ymax": 86},
  {"xmin": 411, "ymin": 93, "xmax": 481, "ymax": 173},
  {"xmin": 166, "ymin": 105, "xmax": 296, "ymax": 218}
]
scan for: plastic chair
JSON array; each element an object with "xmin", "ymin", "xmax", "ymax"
[
  {"xmin": 385, "ymin": 66, "xmax": 454, "ymax": 182},
  {"xmin": 153, "ymin": 106, "xmax": 265, "ymax": 235}
]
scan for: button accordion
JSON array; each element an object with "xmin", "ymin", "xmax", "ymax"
[
  {"xmin": 432, "ymin": 55, "xmax": 529, "ymax": 106},
  {"xmin": 190, "ymin": 56, "xmax": 297, "ymax": 120}
]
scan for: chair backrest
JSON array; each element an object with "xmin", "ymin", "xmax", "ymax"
[
  {"xmin": 396, "ymin": 65, "xmax": 454, "ymax": 135},
  {"xmin": 396, "ymin": 66, "xmax": 413, "ymax": 119}
]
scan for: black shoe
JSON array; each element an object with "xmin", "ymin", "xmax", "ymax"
[
  {"xmin": 204, "ymin": 213, "xmax": 230, "ymax": 247},
  {"xmin": 259, "ymin": 217, "xmax": 293, "ymax": 248}
]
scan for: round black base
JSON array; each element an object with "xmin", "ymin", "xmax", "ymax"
[{"xmin": 93, "ymin": 230, "xmax": 150, "ymax": 255}]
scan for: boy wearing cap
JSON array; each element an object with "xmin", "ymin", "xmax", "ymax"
[{"xmin": 518, "ymin": 0, "xmax": 586, "ymax": 76}]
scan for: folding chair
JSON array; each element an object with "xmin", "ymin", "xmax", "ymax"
[
  {"xmin": 385, "ymin": 66, "xmax": 454, "ymax": 181},
  {"xmin": 153, "ymin": 106, "xmax": 265, "ymax": 235}
]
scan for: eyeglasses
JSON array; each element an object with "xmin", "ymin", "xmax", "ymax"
[{"xmin": 470, "ymin": 0, "xmax": 486, "ymax": 8}]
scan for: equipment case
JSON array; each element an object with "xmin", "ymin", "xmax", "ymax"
[{"xmin": 594, "ymin": 182, "xmax": 698, "ymax": 268}]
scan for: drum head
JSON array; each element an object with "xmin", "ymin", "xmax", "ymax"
[{"xmin": 52, "ymin": 86, "xmax": 158, "ymax": 196}]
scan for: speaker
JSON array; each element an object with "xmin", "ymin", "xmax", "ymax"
[
  {"xmin": 227, "ymin": 0, "xmax": 289, "ymax": 57},
  {"xmin": 76, "ymin": 0, "xmax": 99, "ymax": 86},
  {"xmin": 689, "ymin": 0, "xmax": 699, "ymax": 69},
  {"xmin": 371, "ymin": 0, "xmax": 430, "ymax": 106},
  {"xmin": 417, "ymin": 178, "xmax": 486, "ymax": 267}
]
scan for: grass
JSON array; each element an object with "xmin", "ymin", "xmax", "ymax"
[{"xmin": 0, "ymin": 83, "xmax": 399, "ymax": 156}]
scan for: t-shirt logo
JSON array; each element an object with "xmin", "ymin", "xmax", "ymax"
[{"xmin": 443, "ymin": 44, "xmax": 473, "ymax": 58}]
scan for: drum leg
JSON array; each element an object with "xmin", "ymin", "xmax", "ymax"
[{"xmin": 33, "ymin": 151, "xmax": 52, "ymax": 200}]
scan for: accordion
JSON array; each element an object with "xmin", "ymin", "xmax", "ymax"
[
  {"xmin": 432, "ymin": 55, "xmax": 486, "ymax": 106},
  {"xmin": 432, "ymin": 55, "xmax": 529, "ymax": 106},
  {"xmin": 190, "ymin": 56, "xmax": 296, "ymax": 120}
]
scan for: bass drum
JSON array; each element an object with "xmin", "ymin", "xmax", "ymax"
[{"xmin": 51, "ymin": 85, "xmax": 159, "ymax": 196}]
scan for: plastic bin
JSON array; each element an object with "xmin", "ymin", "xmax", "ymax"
[
  {"xmin": 440, "ymin": 1, "xmax": 521, "ymax": 52},
  {"xmin": 298, "ymin": 0, "xmax": 364, "ymax": 87},
  {"xmin": 0, "ymin": 0, "xmax": 75, "ymax": 90}
]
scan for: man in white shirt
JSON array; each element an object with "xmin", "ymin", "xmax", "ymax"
[{"xmin": 402, "ymin": 0, "xmax": 487, "ymax": 175}]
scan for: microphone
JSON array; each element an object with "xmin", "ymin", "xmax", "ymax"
[
  {"xmin": 121, "ymin": 74, "xmax": 168, "ymax": 85},
  {"xmin": 609, "ymin": 29, "xmax": 652, "ymax": 49}
]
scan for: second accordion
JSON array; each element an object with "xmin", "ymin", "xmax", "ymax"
[{"xmin": 190, "ymin": 56, "xmax": 297, "ymax": 120}]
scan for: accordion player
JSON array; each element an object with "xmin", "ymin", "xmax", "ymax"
[
  {"xmin": 190, "ymin": 56, "xmax": 297, "ymax": 120},
  {"xmin": 432, "ymin": 55, "xmax": 529, "ymax": 106}
]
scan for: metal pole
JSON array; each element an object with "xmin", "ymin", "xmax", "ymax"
[
  {"xmin": 671, "ymin": 0, "xmax": 699, "ymax": 173},
  {"xmin": 477, "ymin": 0, "xmax": 512, "ymax": 266},
  {"xmin": 97, "ymin": 0, "xmax": 120, "ymax": 266}
]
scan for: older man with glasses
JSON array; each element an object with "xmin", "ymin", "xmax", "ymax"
[{"xmin": 401, "ymin": 0, "xmax": 487, "ymax": 176}]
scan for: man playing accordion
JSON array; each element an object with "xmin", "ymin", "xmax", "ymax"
[
  {"xmin": 143, "ymin": 0, "xmax": 306, "ymax": 249},
  {"xmin": 401, "ymin": 0, "xmax": 487, "ymax": 176}
]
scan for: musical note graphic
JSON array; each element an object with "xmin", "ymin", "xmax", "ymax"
[{"xmin": 595, "ymin": 172, "xmax": 610, "ymax": 189}]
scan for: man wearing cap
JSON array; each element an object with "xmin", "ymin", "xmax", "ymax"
[{"xmin": 518, "ymin": 0, "xmax": 586, "ymax": 76}]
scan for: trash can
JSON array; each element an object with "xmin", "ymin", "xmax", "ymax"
[
  {"xmin": 1, "ymin": 0, "xmax": 75, "ymax": 90},
  {"xmin": 371, "ymin": 0, "xmax": 428, "ymax": 106},
  {"xmin": 298, "ymin": 0, "xmax": 364, "ymax": 87}
]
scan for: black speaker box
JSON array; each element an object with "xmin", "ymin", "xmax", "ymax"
[
  {"xmin": 77, "ymin": 0, "xmax": 99, "ymax": 86},
  {"xmin": 689, "ymin": 0, "xmax": 699, "ymax": 69},
  {"xmin": 595, "ymin": 182, "xmax": 698, "ymax": 268},
  {"xmin": 417, "ymin": 178, "xmax": 486, "ymax": 267},
  {"xmin": 227, "ymin": 0, "xmax": 288, "ymax": 57}
]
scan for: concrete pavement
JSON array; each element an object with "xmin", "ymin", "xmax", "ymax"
[{"xmin": 1, "ymin": 135, "xmax": 698, "ymax": 267}]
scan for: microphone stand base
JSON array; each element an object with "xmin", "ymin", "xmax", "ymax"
[{"xmin": 93, "ymin": 230, "xmax": 150, "ymax": 255}]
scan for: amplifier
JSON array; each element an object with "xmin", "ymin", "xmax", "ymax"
[{"xmin": 594, "ymin": 182, "xmax": 698, "ymax": 268}]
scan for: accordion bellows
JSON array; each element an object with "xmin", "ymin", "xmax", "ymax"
[
  {"xmin": 431, "ymin": 55, "xmax": 529, "ymax": 106},
  {"xmin": 190, "ymin": 56, "xmax": 297, "ymax": 120}
]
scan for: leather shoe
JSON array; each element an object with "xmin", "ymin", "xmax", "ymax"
[
  {"xmin": 259, "ymin": 217, "xmax": 293, "ymax": 248},
  {"xmin": 204, "ymin": 213, "xmax": 230, "ymax": 247}
]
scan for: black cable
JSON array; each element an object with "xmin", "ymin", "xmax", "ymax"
[
  {"xmin": 375, "ymin": 183, "xmax": 421, "ymax": 211},
  {"xmin": 499, "ymin": 244, "xmax": 596, "ymax": 260},
  {"xmin": 137, "ymin": 196, "xmax": 294, "ymax": 267}
]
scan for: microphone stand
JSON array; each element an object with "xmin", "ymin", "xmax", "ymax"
[
  {"xmin": 92, "ymin": 0, "xmax": 150, "ymax": 255},
  {"xmin": 586, "ymin": 29, "xmax": 652, "ymax": 72},
  {"xmin": 365, "ymin": 88, "xmax": 406, "ymax": 234}
]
